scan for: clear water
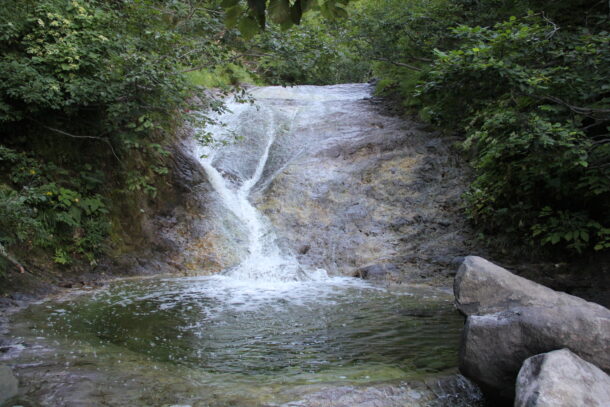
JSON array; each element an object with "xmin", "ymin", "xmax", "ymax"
[
  {"xmin": 8, "ymin": 277, "xmax": 465, "ymax": 405},
  {"xmin": 18, "ymin": 278, "xmax": 461, "ymax": 378}
]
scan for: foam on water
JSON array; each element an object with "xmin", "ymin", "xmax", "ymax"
[{"xmin": 16, "ymin": 275, "xmax": 462, "ymax": 379}]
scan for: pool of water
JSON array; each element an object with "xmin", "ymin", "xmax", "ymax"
[{"xmin": 5, "ymin": 276, "xmax": 471, "ymax": 406}]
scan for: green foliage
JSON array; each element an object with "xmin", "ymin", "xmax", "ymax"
[
  {"xmin": 418, "ymin": 12, "xmax": 610, "ymax": 253},
  {"xmin": 0, "ymin": 0, "xmax": 233, "ymax": 150},
  {"xmin": 186, "ymin": 64, "xmax": 263, "ymax": 88},
  {"xmin": 221, "ymin": 0, "xmax": 351, "ymax": 37},
  {"xmin": 253, "ymin": 15, "xmax": 369, "ymax": 85},
  {"xmin": 0, "ymin": 0, "xmax": 237, "ymax": 267},
  {"xmin": 0, "ymin": 146, "xmax": 109, "ymax": 263},
  {"xmin": 347, "ymin": 0, "xmax": 463, "ymax": 103},
  {"xmin": 208, "ymin": 1, "xmax": 370, "ymax": 86}
]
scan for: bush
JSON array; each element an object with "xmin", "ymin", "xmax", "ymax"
[
  {"xmin": 0, "ymin": 146, "xmax": 109, "ymax": 263},
  {"xmin": 418, "ymin": 14, "xmax": 610, "ymax": 253},
  {"xmin": 252, "ymin": 15, "xmax": 369, "ymax": 85},
  {"xmin": 342, "ymin": 0, "xmax": 610, "ymax": 254},
  {"xmin": 0, "ymin": 0, "xmax": 231, "ymax": 265}
]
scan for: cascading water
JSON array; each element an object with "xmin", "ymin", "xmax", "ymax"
[
  {"xmin": 195, "ymin": 89, "xmax": 337, "ymax": 282},
  {"xmin": 197, "ymin": 104, "xmax": 309, "ymax": 282}
]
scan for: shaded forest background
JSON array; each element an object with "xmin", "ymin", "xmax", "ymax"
[{"xmin": 1, "ymin": 0, "xmax": 608, "ymax": 279}]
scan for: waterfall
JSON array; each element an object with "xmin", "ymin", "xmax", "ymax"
[
  {"xmin": 194, "ymin": 85, "xmax": 371, "ymax": 282},
  {"xmin": 196, "ymin": 98, "xmax": 320, "ymax": 282}
]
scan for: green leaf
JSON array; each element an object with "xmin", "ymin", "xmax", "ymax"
[
  {"xmin": 224, "ymin": 5, "xmax": 244, "ymax": 28},
  {"xmin": 238, "ymin": 16, "xmax": 259, "ymax": 39}
]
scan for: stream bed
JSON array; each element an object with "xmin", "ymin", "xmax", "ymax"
[{"xmin": 3, "ymin": 277, "xmax": 479, "ymax": 406}]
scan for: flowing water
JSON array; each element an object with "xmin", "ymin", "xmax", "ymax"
[
  {"xmin": 197, "ymin": 101, "xmax": 308, "ymax": 282},
  {"xmin": 2, "ymin": 84, "xmax": 481, "ymax": 406}
]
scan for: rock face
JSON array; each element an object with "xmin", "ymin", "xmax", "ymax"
[
  {"xmin": 129, "ymin": 84, "xmax": 476, "ymax": 283},
  {"xmin": 515, "ymin": 349, "xmax": 610, "ymax": 407},
  {"xmin": 254, "ymin": 89, "xmax": 475, "ymax": 283},
  {"xmin": 0, "ymin": 365, "xmax": 18, "ymax": 405},
  {"xmin": 454, "ymin": 256, "xmax": 610, "ymax": 402}
]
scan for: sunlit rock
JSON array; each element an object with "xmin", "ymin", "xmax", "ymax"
[
  {"xmin": 515, "ymin": 349, "xmax": 610, "ymax": 407},
  {"xmin": 454, "ymin": 256, "xmax": 595, "ymax": 315}
]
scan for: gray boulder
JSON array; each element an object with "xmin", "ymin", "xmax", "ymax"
[
  {"xmin": 454, "ymin": 256, "xmax": 610, "ymax": 402},
  {"xmin": 0, "ymin": 365, "xmax": 18, "ymax": 405},
  {"xmin": 460, "ymin": 306, "xmax": 610, "ymax": 401},
  {"xmin": 454, "ymin": 256, "xmax": 605, "ymax": 316},
  {"xmin": 515, "ymin": 349, "xmax": 610, "ymax": 407}
]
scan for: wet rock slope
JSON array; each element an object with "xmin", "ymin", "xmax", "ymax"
[{"xmin": 159, "ymin": 84, "xmax": 476, "ymax": 284}]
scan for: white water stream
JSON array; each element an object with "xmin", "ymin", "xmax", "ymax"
[
  {"xmin": 195, "ymin": 86, "xmax": 370, "ymax": 283},
  {"xmin": 198, "ymin": 115, "xmax": 309, "ymax": 281}
]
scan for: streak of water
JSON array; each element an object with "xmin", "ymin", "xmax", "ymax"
[{"xmin": 197, "ymin": 96, "xmax": 321, "ymax": 282}]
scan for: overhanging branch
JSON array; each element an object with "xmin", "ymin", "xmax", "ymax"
[
  {"xmin": 26, "ymin": 119, "xmax": 122, "ymax": 163},
  {"xmin": 0, "ymin": 243, "xmax": 25, "ymax": 274}
]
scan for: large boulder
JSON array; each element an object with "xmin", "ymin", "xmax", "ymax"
[
  {"xmin": 515, "ymin": 349, "xmax": 610, "ymax": 407},
  {"xmin": 460, "ymin": 306, "xmax": 610, "ymax": 401},
  {"xmin": 0, "ymin": 365, "xmax": 18, "ymax": 405},
  {"xmin": 454, "ymin": 256, "xmax": 605, "ymax": 315},
  {"xmin": 454, "ymin": 256, "xmax": 610, "ymax": 402}
]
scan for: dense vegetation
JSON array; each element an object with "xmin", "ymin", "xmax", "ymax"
[
  {"xmin": 261, "ymin": 0, "xmax": 610, "ymax": 255},
  {"xmin": 354, "ymin": 0, "xmax": 610, "ymax": 254},
  {"xmin": 0, "ymin": 0, "xmax": 235, "ymax": 272},
  {"xmin": 1, "ymin": 0, "xmax": 608, "ymax": 278}
]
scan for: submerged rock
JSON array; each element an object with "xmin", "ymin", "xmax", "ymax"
[
  {"xmin": 424, "ymin": 374, "xmax": 484, "ymax": 406},
  {"xmin": 280, "ymin": 385, "xmax": 430, "ymax": 407},
  {"xmin": 515, "ymin": 349, "xmax": 610, "ymax": 407},
  {"xmin": 454, "ymin": 256, "xmax": 610, "ymax": 402},
  {"xmin": 354, "ymin": 263, "xmax": 400, "ymax": 281},
  {"xmin": 0, "ymin": 365, "xmax": 18, "ymax": 405}
]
